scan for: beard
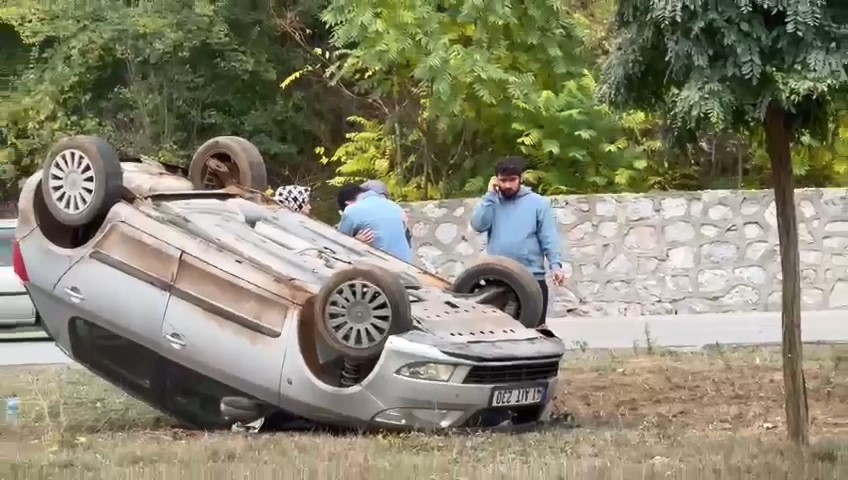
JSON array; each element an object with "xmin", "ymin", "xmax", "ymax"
[{"xmin": 499, "ymin": 187, "xmax": 520, "ymax": 199}]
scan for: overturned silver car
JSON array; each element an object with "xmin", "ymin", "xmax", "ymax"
[{"xmin": 13, "ymin": 135, "xmax": 565, "ymax": 431}]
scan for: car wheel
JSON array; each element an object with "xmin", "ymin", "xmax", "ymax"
[
  {"xmin": 450, "ymin": 256, "xmax": 544, "ymax": 328},
  {"xmin": 314, "ymin": 265, "xmax": 412, "ymax": 360},
  {"xmin": 188, "ymin": 136, "xmax": 268, "ymax": 191},
  {"xmin": 40, "ymin": 136, "xmax": 124, "ymax": 227}
]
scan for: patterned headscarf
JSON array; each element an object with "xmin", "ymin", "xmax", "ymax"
[{"xmin": 274, "ymin": 185, "xmax": 311, "ymax": 212}]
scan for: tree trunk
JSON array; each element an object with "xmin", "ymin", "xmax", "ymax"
[{"xmin": 763, "ymin": 99, "xmax": 809, "ymax": 446}]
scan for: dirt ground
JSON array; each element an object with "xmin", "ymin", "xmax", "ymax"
[{"xmin": 0, "ymin": 345, "xmax": 846, "ymax": 479}]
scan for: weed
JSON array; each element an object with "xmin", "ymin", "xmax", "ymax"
[{"xmin": 0, "ymin": 347, "xmax": 846, "ymax": 478}]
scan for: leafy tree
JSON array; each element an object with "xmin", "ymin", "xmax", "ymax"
[
  {"xmin": 748, "ymin": 107, "xmax": 848, "ymax": 188},
  {"xmin": 292, "ymin": 0, "xmax": 652, "ymax": 199},
  {"xmin": 601, "ymin": 0, "xmax": 848, "ymax": 445},
  {"xmin": 0, "ymin": 0, "xmax": 340, "ymax": 191},
  {"xmin": 4, "ymin": 0, "xmax": 847, "ymax": 213},
  {"xmin": 566, "ymin": 0, "xmax": 617, "ymax": 63}
]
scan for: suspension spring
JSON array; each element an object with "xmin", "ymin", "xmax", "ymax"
[
  {"xmin": 340, "ymin": 359, "xmax": 362, "ymax": 387},
  {"xmin": 202, "ymin": 168, "xmax": 220, "ymax": 189},
  {"xmin": 202, "ymin": 157, "xmax": 229, "ymax": 189}
]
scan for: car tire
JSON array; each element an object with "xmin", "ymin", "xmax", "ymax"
[
  {"xmin": 40, "ymin": 135, "xmax": 124, "ymax": 227},
  {"xmin": 450, "ymin": 256, "xmax": 544, "ymax": 328},
  {"xmin": 314, "ymin": 264, "xmax": 412, "ymax": 360},
  {"xmin": 188, "ymin": 136, "xmax": 268, "ymax": 191}
]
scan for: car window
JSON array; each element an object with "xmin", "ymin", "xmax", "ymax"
[
  {"xmin": 68, "ymin": 317, "xmax": 242, "ymax": 429},
  {"xmin": 0, "ymin": 227, "xmax": 13, "ymax": 267}
]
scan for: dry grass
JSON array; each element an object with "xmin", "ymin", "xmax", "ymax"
[{"xmin": 0, "ymin": 345, "xmax": 847, "ymax": 479}]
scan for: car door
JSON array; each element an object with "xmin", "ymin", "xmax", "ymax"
[
  {"xmin": 160, "ymin": 250, "xmax": 293, "ymax": 405},
  {"xmin": 53, "ymin": 221, "xmax": 180, "ymax": 351},
  {"xmin": 67, "ymin": 316, "xmax": 238, "ymax": 430}
]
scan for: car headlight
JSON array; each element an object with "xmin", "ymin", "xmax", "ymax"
[{"xmin": 396, "ymin": 362, "xmax": 456, "ymax": 382}]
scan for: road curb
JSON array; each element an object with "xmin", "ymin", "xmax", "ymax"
[{"xmin": 0, "ymin": 330, "xmax": 51, "ymax": 342}]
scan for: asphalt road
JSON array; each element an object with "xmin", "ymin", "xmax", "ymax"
[
  {"xmin": 2, "ymin": 309, "xmax": 847, "ymax": 367},
  {"xmin": 0, "ymin": 340, "xmax": 72, "ymax": 366}
]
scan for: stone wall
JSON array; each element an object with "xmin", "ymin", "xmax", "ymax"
[{"xmin": 403, "ymin": 189, "xmax": 848, "ymax": 318}]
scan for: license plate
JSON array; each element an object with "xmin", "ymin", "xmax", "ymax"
[{"xmin": 489, "ymin": 385, "xmax": 546, "ymax": 407}]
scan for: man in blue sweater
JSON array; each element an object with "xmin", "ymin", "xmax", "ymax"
[
  {"xmin": 361, "ymin": 179, "xmax": 414, "ymax": 247},
  {"xmin": 470, "ymin": 157, "xmax": 568, "ymax": 327},
  {"xmin": 337, "ymin": 184, "xmax": 413, "ymax": 263}
]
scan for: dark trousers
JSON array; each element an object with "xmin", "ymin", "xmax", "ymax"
[{"xmin": 537, "ymin": 280, "xmax": 549, "ymax": 327}]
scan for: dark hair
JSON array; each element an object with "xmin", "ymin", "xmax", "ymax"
[
  {"xmin": 495, "ymin": 156, "xmax": 527, "ymax": 177},
  {"xmin": 337, "ymin": 184, "xmax": 364, "ymax": 211}
]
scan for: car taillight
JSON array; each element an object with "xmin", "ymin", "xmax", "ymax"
[{"xmin": 12, "ymin": 240, "xmax": 29, "ymax": 285}]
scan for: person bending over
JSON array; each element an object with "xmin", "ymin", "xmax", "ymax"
[
  {"xmin": 336, "ymin": 184, "xmax": 412, "ymax": 262},
  {"xmin": 360, "ymin": 179, "xmax": 413, "ymax": 247},
  {"xmin": 470, "ymin": 156, "xmax": 569, "ymax": 327}
]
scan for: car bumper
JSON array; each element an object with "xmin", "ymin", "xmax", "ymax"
[
  {"xmin": 363, "ymin": 336, "xmax": 560, "ymax": 430},
  {"xmin": 0, "ymin": 292, "xmax": 37, "ymax": 328},
  {"xmin": 281, "ymin": 332, "xmax": 562, "ymax": 431}
]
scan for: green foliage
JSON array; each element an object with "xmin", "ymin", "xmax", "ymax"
[
  {"xmin": 307, "ymin": 0, "xmax": 651, "ymax": 199},
  {"xmin": 747, "ymin": 109, "xmax": 848, "ymax": 187},
  {"xmin": 566, "ymin": 0, "xmax": 617, "ymax": 64},
  {"xmin": 316, "ymin": 116, "xmax": 394, "ymax": 188},
  {"xmin": 2, "ymin": 0, "xmax": 848, "ymax": 206},
  {"xmin": 0, "ymin": 0, "xmax": 335, "ymax": 189},
  {"xmin": 605, "ymin": 110, "xmax": 702, "ymax": 191},
  {"xmin": 600, "ymin": 0, "xmax": 848, "ymax": 137}
]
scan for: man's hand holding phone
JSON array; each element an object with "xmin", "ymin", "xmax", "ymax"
[{"xmin": 488, "ymin": 176, "xmax": 500, "ymax": 195}]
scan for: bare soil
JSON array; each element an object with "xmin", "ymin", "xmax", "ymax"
[{"xmin": 0, "ymin": 345, "xmax": 846, "ymax": 479}]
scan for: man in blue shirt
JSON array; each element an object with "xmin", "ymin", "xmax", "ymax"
[
  {"xmin": 470, "ymin": 156, "xmax": 569, "ymax": 327},
  {"xmin": 360, "ymin": 179, "xmax": 414, "ymax": 247},
  {"xmin": 337, "ymin": 184, "xmax": 413, "ymax": 263}
]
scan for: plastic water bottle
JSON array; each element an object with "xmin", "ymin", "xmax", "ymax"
[{"xmin": 4, "ymin": 396, "xmax": 20, "ymax": 425}]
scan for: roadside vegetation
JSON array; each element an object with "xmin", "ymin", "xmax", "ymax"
[
  {"xmin": 1, "ymin": 0, "xmax": 847, "ymax": 217},
  {"xmin": 1, "ymin": 346, "xmax": 846, "ymax": 478}
]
